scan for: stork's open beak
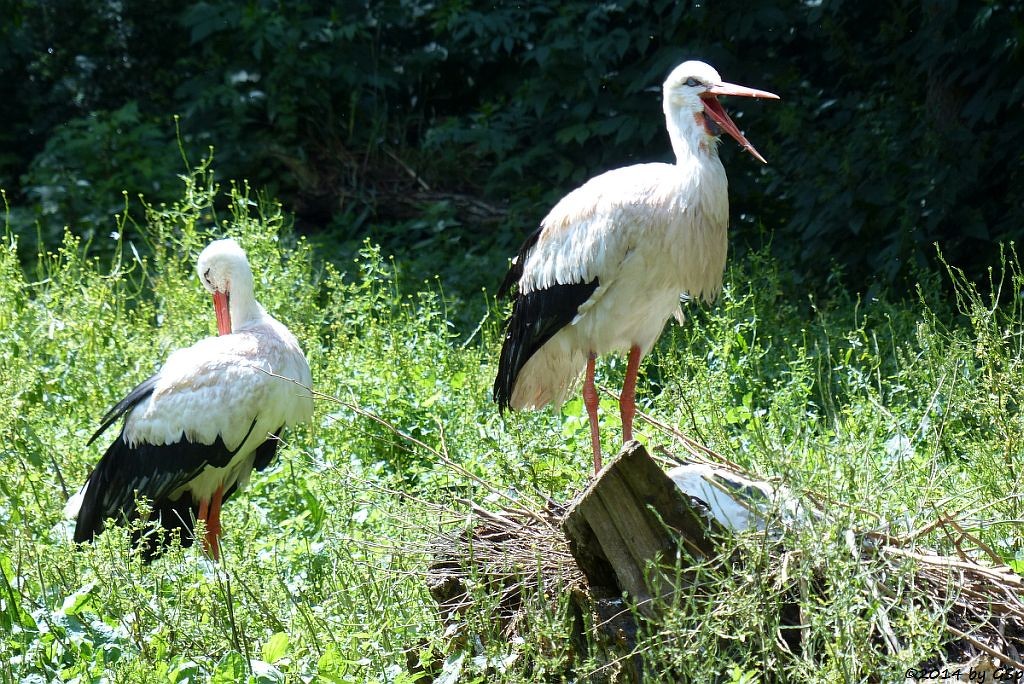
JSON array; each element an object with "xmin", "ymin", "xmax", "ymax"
[
  {"xmin": 212, "ymin": 290, "xmax": 231, "ymax": 336},
  {"xmin": 701, "ymin": 81, "xmax": 779, "ymax": 164}
]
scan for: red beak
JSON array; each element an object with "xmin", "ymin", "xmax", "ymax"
[
  {"xmin": 212, "ymin": 290, "xmax": 231, "ymax": 336},
  {"xmin": 700, "ymin": 81, "xmax": 779, "ymax": 164}
]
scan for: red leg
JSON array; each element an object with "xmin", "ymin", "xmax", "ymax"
[
  {"xmin": 582, "ymin": 353, "xmax": 602, "ymax": 474},
  {"xmin": 199, "ymin": 485, "xmax": 224, "ymax": 561},
  {"xmin": 620, "ymin": 345, "xmax": 642, "ymax": 443}
]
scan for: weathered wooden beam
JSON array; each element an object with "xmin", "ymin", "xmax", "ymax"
[{"xmin": 561, "ymin": 440, "xmax": 721, "ymax": 616}]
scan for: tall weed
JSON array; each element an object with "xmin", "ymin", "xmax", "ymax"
[{"xmin": 1, "ymin": 170, "xmax": 1022, "ymax": 681}]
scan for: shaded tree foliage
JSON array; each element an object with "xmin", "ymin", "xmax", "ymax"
[
  {"xmin": 1, "ymin": 0, "xmax": 1021, "ymax": 292},
  {"xmin": 768, "ymin": 1, "xmax": 1024, "ymax": 287}
]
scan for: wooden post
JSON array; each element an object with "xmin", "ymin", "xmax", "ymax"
[{"xmin": 561, "ymin": 440, "xmax": 721, "ymax": 617}]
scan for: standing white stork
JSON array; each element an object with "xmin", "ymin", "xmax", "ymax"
[
  {"xmin": 493, "ymin": 61, "xmax": 778, "ymax": 474},
  {"xmin": 67, "ymin": 238, "xmax": 313, "ymax": 561}
]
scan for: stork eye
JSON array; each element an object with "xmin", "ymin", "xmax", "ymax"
[
  {"xmin": 685, "ymin": 77, "xmax": 701, "ymax": 88},
  {"xmin": 203, "ymin": 268, "xmax": 213, "ymax": 285}
]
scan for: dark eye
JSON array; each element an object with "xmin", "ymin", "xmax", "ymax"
[{"xmin": 685, "ymin": 77, "xmax": 701, "ymax": 87}]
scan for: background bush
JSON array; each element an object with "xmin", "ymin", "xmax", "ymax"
[{"xmin": 2, "ymin": 0, "xmax": 1022, "ymax": 298}]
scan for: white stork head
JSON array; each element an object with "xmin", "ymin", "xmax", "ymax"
[
  {"xmin": 196, "ymin": 238, "xmax": 261, "ymax": 335},
  {"xmin": 663, "ymin": 60, "xmax": 779, "ymax": 164}
]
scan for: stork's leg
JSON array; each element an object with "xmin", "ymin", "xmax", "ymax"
[
  {"xmin": 582, "ymin": 353, "xmax": 602, "ymax": 474},
  {"xmin": 620, "ymin": 344, "xmax": 642, "ymax": 442},
  {"xmin": 196, "ymin": 486, "xmax": 224, "ymax": 561},
  {"xmin": 196, "ymin": 497, "xmax": 211, "ymax": 559},
  {"xmin": 205, "ymin": 485, "xmax": 224, "ymax": 561}
]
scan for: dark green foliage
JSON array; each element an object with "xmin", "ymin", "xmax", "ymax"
[
  {"xmin": 1, "ymin": 0, "xmax": 1022, "ymax": 294},
  {"xmin": 174, "ymin": 1, "xmax": 447, "ymax": 224},
  {"xmin": 765, "ymin": 1, "xmax": 1024, "ymax": 290}
]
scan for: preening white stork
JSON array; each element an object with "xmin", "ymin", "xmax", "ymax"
[
  {"xmin": 493, "ymin": 61, "xmax": 778, "ymax": 474},
  {"xmin": 67, "ymin": 238, "xmax": 313, "ymax": 561}
]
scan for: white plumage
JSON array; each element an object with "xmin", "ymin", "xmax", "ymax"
[
  {"xmin": 511, "ymin": 159, "xmax": 728, "ymax": 409},
  {"xmin": 69, "ymin": 238, "xmax": 313, "ymax": 560},
  {"xmin": 668, "ymin": 463, "xmax": 809, "ymax": 535},
  {"xmin": 494, "ymin": 61, "xmax": 778, "ymax": 473}
]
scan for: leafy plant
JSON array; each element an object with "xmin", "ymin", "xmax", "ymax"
[{"xmin": 3, "ymin": 165, "xmax": 1024, "ymax": 681}]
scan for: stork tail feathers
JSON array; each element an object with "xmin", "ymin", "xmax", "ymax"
[{"xmin": 494, "ymin": 279, "xmax": 599, "ymax": 410}]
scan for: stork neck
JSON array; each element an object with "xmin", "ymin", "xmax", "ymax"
[
  {"xmin": 665, "ymin": 101, "xmax": 715, "ymax": 167},
  {"xmin": 228, "ymin": 282, "xmax": 265, "ymax": 330}
]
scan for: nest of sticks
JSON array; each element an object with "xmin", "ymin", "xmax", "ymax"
[
  {"xmin": 869, "ymin": 524, "xmax": 1024, "ymax": 671},
  {"xmin": 427, "ymin": 499, "xmax": 588, "ymax": 638},
  {"xmin": 424, "ymin": 426, "xmax": 1024, "ymax": 679}
]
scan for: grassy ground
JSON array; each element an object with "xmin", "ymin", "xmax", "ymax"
[{"xmin": 1, "ymin": 169, "xmax": 1021, "ymax": 682}]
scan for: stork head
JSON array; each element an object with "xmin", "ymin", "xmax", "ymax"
[
  {"xmin": 663, "ymin": 60, "xmax": 779, "ymax": 164},
  {"xmin": 196, "ymin": 238, "xmax": 256, "ymax": 335}
]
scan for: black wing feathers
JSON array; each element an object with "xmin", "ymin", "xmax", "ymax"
[
  {"xmin": 132, "ymin": 496, "xmax": 199, "ymax": 562},
  {"xmin": 497, "ymin": 226, "xmax": 542, "ymax": 299},
  {"xmin": 493, "ymin": 226, "xmax": 598, "ymax": 409},
  {"xmin": 74, "ymin": 415, "xmax": 264, "ymax": 560},
  {"xmin": 88, "ymin": 373, "xmax": 159, "ymax": 445},
  {"xmin": 127, "ymin": 430, "xmax": 280, "ymax": 561},
  {"xmin": 74, "ymin": 433, "xmax": 237, "ymax": 544},
  {"xmin": 252, "ymin": 428, "xmax": 283, "ymax": 472}
]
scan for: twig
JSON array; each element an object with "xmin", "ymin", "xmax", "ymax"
[
  {"xmin": 383, "ymin": 147, "xmax": 431, "ymax": 191},
  {"xmin": 880, "ymin": 546, "xmax": 1022, "ymax": 586},
  {"xmin": 945, "ymin": 517, "xmax": 1012, "ymax": 567},
  {"xmin": 944, "ymin": 625, "xmax": 1024, "ymax": 672},
  {"xmin": 458, "ymin": 499, "xmax": 522, "ymax": 530}
]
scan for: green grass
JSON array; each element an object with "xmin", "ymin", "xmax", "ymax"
[{"xmin": 1, "ymin": 168, "xmax": 1021, "ymax": 682}]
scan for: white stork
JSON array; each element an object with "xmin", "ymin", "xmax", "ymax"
[
  {"xmin": 493, "ymin": 61, "xmax": 778, "ymax": 473},
  {"xmin": 67, "ymin": 238, "xmax": 313, "ymax": 560}
]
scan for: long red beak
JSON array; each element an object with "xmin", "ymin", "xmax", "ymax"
[
  {"xmin": 212, "ymin": 290, "xmax": 231, "ymax": 336},
  {"xmin": 701, "ymin": 81, "xmax": 779, "ymax": 164}
]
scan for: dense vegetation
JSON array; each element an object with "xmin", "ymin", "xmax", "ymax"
[
  {"xmin": 2, "ymin": 2, "xmax": 1023, "ymax": 681},
  {"xmin": 2, "ymin": 169, "xmax": 1022, "ymax": 681},
  {"xmin": 2, "ymin": 1, "xmax": 1023, "ymax": 296}
]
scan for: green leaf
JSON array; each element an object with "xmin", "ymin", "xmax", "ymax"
[
  {"xmin": 316, "ymin": 644, "xmax": 350, "ymax": 682},
  {"xmin": 211, "ymin": 652, "xmax": 247, "ymax": 684},
  {"xmin": 262, "ymin": 631, "xmax": 290, "ymax": 664},
  {"xmin": 169, "ymin": 660, "xmax": 201, "ymax": 683},
  {"xmin": 59, "ymin": 581, "xmax": 97, "ymax": 616}
]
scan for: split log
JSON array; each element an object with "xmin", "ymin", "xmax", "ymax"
[{"xmin": 561, "ymin": 440, "xmax": 722, "ymax": 617}]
